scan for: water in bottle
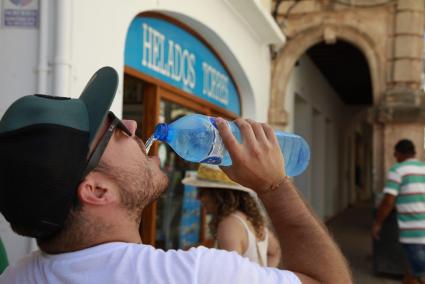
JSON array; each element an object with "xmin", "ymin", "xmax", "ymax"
[{"xmin": 146, "ymin": 114, "xmax": 310, "ymax": 176}]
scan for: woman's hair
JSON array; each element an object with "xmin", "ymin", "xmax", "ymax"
[{"xmin": 199, "ymin": 188, "xmax": 265, "ymax": 239}]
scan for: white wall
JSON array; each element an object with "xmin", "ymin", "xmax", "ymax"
[
  {"xmin": 0, "ymin": 4, "xmax": 38, "ymax": 114},
  {"xmin": 70, "ymin": 0, "xmax": 274, "ymax": 121},
  {"xmin": 312, "ymin": 110, "xmax": 326, "ymax": 219},
  {"xmin": 325, "ymin": 119, "xmax": 340, "ymax": 217},
  {"xmin": 0, "ymin": 0, "xmax": 43, "ymax": 265},
  {"xmin": 0, "ymin": 0, "xmax": 280, "ymax": 264},
  {"xmin": 285, "ymin": 56, "xmax": 345, "ymax": 130},
  {"xmin": 294, "ymin": 96, "xmax": 313, "ymax": 200},
  {"xmin": 285, "ymin": 55, "xmax": 349, "ymax": 219},
  {"xmin": 0, "ymin": 0, "xmax": 276, "ymax": 118}
]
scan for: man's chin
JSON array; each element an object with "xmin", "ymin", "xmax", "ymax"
[
  {"xmin": 150, "ymin": 174, "xmax": 168, "ymax": 199},
  {"xmin": 159, "ymin": 175, "xmax": 169, "ymax": 194}
]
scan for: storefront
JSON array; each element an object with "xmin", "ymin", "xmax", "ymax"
[
  {"xmin": 0, "ymin": 0, "xmax": 284, "ymax": 262},
  {"xmin": 123, "ymin": 13, "xmax": 242, "ymax": 248}
]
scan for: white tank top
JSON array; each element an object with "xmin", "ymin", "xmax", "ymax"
[{"xmin": 230, "ymin": 213, "xmax": 268, "ymax": 266}]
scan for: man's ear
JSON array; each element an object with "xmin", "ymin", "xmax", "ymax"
[{"xmin": 77, "ymin": 172, "xmax": 118, "ymax": 206}]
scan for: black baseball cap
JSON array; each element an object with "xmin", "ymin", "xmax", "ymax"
[{"xmin": 0, "ymin": 66, "xmax": 119, "ymax": 239}]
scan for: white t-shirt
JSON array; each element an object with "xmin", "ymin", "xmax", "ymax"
[{"xmin": 0, "ymin": 242, "xmax": 301, "ymax": 284}]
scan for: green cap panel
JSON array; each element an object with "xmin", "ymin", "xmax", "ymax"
[
  {"xmin": 0, "ymin": 95, "xmax": 89, "ymax": 133},
  {"xmin": 80, "ymin": 67, "xmax": 118, "ymax": 143}
]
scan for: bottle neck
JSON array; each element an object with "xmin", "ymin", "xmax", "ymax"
[{"xmin": 153, "ymin": 123, "xmax": 168, "ymax": 141}]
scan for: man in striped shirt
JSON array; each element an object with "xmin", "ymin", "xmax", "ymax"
[{"xmin": 373, "ymin": 139, "xmax": 425, "ymax": 284}]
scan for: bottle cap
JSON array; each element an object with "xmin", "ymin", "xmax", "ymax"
[{"xmin": 153, "ymin": 123, "xmax": 168, "ymax": 141}]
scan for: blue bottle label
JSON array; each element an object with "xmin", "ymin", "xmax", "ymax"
[
  {"xmin": 209, "ymin": 117, "xmax": 218, "ymax": 129},
  {"xmin": 200, "ymin": 118, "xmax": 224, "ymax": 165},
  {"xmin": 200, "ymin": 156, "xmax": 222, "ymax": 164}
]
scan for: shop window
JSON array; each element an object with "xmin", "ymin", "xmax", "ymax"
[
  {"xmin": 123, "ymin": 74, "xmax": 145, "ymax": 138},
  {"xmin": 156, "ymin": 100, "xmax": 200, "ymax": 250}
]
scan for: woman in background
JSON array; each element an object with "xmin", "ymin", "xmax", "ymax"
[{"xmin": 183, "ymin": 165, "xmax": 281, "ymax": 267}]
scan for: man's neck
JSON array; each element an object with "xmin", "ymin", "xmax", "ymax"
[
  {"xmin": 399, "ymin": 156, "xmax": 416, "ymax": 163},
  {"xmin": 38, "ymin": 212, "xmax": 142, "ymax": 254}
]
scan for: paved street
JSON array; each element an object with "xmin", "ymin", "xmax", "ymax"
[{"xmin": 327, "ymin": 202, "xmax": 401, "ymax": 284}]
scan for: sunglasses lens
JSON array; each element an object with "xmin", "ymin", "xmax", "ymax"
[
  {"xmin": 118, "ymin": 121, "xmax": 132, "ymax": 136},
  {"xmin": 108, "ymin": 112, "xmax": 131, "ymax": 136}
]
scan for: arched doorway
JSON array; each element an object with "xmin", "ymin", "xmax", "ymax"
[{"xmin": 275, "ymin": 38, "xmax": 375, "ymax": 220}]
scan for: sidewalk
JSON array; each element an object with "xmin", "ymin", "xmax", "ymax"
[{"xmin": 327, "ymin": 201, "xmax": 401, "ymax": 284}]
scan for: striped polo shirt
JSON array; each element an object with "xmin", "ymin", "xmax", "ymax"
[{"xmin": 384, "ymin": 159, "xmax": 425, "ymax": 244}]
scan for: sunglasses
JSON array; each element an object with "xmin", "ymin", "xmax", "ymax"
[{"xmin": 83, "ymin": 112, "xmax": 132, "ymax": 177}]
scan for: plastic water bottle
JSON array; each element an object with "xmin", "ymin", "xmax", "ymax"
[{"xmin": 150, "ymin": 114, "xmax": 310, "ymax": 176}]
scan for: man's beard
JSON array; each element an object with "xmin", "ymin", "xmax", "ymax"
[
  {"xmin": 97, "ymin": 151, "xmax": 168, "ymax": 223},
  {"xmin": 116, "ymin": 161, "xmax": 166, "ymax": 223}
]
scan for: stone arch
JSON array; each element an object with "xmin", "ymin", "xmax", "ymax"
[{"xmin": 269, "ymin": 24, "xmax": 384, "ymax": 127}]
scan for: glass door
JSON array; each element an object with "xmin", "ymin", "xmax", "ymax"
[
  {"xmin": 123, "ymin": 71, "xmax": 238, "ymax": 249},
  {"xmin": 155, "ymin": 100, "xmax": 200, "ymax": 250},
  {"xmin": 122, "ymin": 74, "xmax": 145, "ymax": 137}
]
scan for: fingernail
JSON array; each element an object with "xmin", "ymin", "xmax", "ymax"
[{"xmin": 216, "ymin": 117, "xmax": 224, "ymax": 124}]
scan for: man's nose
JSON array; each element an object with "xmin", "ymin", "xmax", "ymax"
[{"xmin": 123, "ymin": 120, "xmax": 137, "ymax": 136}]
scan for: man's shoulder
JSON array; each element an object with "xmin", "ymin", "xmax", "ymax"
[
  {"xmin": 0, "ymin": 244, "xmax": 214, "ymax": 283},
  {"xmin": 390, "ymin": 160, "xmax": 425, "ymax": 172},
  {"xmin": 0, "ymin": 244, "xmax": 301, "ymax": 284}
]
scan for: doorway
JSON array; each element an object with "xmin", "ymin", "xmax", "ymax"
[{"xmin": 123, "ymin": 70, "xmax": 237, "ymax": 249}]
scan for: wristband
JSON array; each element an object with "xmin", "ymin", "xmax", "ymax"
[{"xmin": 258, "ymin": 176, "xmax": 291, "ymax": 196}]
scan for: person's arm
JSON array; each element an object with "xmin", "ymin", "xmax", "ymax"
[
  {"xmin": 372, "ymin": 167, "xmax": 400, "ymax": 240},
  {"xmin": 372, "ymin": 194, "xmax": 396, "ymax": 240},
  {"xmin": 216, "ymin": 216, "xmax": 246, "ymax": 255},
  {"xmin": 266, "ymin": 229, "xmax": 281, "ymax": 267},
  {"xmin": 216, "ymin": 118, "xmax": 352, "ymax": 284}
]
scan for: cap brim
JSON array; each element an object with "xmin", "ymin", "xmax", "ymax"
[
  {"xmin": 79, "ymin": 66, "xmax": 118, "ymax": 143},
  {"xmin": 182, "ymin": 176, "xmax": 256, "ymax": 195}
]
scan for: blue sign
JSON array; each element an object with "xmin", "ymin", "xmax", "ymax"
[
  {"xmin": 179, "ymin": 184, "xmax": 201, "ymax": 249},
  {"xmin": 125, "ymin": 17, "xmax": 241, "ymax": 115},
  {"xmin": 3, "ymin": 0, "xmax": 38, "ymax": 28}
]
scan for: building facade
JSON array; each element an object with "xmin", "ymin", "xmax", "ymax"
[
  {"xmin": 271, "ymin": 0, "xmax": 425, "ymax": 220},
  {"xmin": 0, "ymin": 0, "xmax": 283, "ymax": 264}
]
